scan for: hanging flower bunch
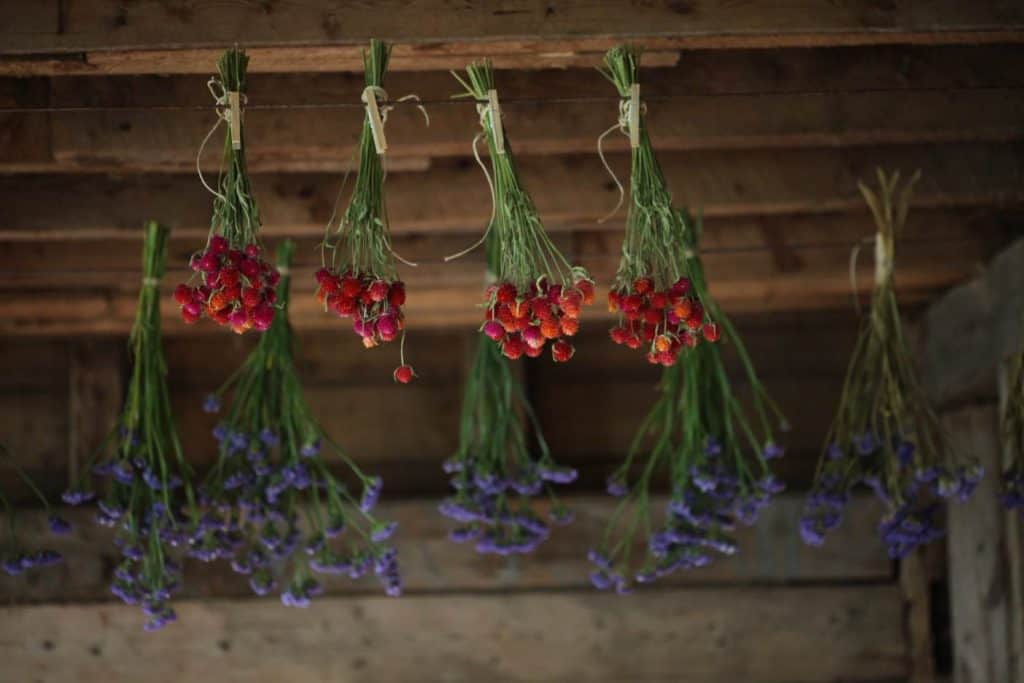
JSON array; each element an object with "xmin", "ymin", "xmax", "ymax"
[
  {"xmin": 176, "ymin": 47, "xmax": 279, "ymax": 334},
  {"xmin": 200, "ymin": 239, "xmax": 401, "ymax": 605},
  {"xmin": 1002, "ymin": 350, "xmax": 1024, "ymax": 514},
  {"xmin": 317, "ymin": 40, "xmax": 415, "ymax": 382},
  {"xmin": 451, "ymin": 61, "xmax": 595, "ymax": 363},
  {"xmin": 1, "ymin": 444, "xmax": 67, "ymax": 576},
  {"xmin": 440, "ymin": 241, "xmax": 576, "ymax": 554},
  {"xmin": 589, "ymin": 217, "xmax": 785, "ymax": 593},
  {"xmin": 63, "ymin": 221, "xmax": 197, "ymax": 631},
  {"xmin": 600, "ymin": 46, "xmax": 717, "ymax": 366},
  {"xmin": 802, "ymin": 170, "xmax": 983, "ymax": 559}
]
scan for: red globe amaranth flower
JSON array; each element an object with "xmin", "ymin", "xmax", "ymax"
[
  {"xmin": 480, "ymin": 275, "xmax": 594, "ymax": 362},
  {"xmin": 393, "ymin": 365, "xmax": 415, "ymax": 384},
  {"xmin": 315, "ymin": 268, "xmax": 407, "ymax": 349},
  {"xmin": 176, "ymin": 236, "xmax": 277, "ymax": 334},
  {"xmin": 608, "ymin": 275, "xmax": 717, "ymax": 366}
]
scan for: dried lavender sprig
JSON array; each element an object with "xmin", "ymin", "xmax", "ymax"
[
  {"xmin": 802, "ymin": 170, "xmax": 982, "ymax": 558},
  {"xmin": 63, "ymin": 221, "xmax": 196, "ymax": 631},
  {"xmin": 451, "ymin": 61, "xmax": 589, "ymax": 292},
  {"xmin": 0, "ymin": 444, "xmax": 66, "ymax": 576},
  {"xmin": 200, "ymin": 239, "xmax": 401, "ymax": 600}
]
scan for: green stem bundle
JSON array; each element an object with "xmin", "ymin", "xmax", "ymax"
[{"xmin": 802, "ymin": 169, "xmax": 982, "ymax": 558}]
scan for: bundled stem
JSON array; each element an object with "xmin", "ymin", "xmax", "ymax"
[
  {"xmin": 601, "ymin": 46, "xmax": 718, "ymax": 367},
  {"xmin": 64, "ymin": 221, "xmax": 196, "ymax": 631},
  {"xmin": 453, "ymin": 61, "xmax": 595, "ymax": 363},
  {"xmin": 439, "ymin": 239, "xmax": 575, "ymax": 553},
  {"xmin": 316, "ymin": 40, "xmax": 413, "ymax": 376},
  {"xmin": 176, "ymin": 47, "xmax": 278, "ymax": 333},
  {"xmin": 200, "ymin": 239, "xmax": 401, "ymax": 603},
  {"xmin": 590, "ymin": 216, "xmax": 786, "ymax": 592},
  {"xmin": 803, "ymin": 169, "xmax": 982, "ymax": 558}
]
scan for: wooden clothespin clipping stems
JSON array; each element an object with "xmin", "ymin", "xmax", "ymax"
[
  {"xmin": 228, "ymin": 90, "xmax": 242, "ymax": 150},
  {"xmin": 364, "ymin": 87, "xmax": 388, "ymax": 154},
  {"xmin": 487, "ymin": 89, "xmax": 505, "ymax": 155},
  {"xmin": 628, "ymin": 83, "xmax": 640, "ymax": 149}
]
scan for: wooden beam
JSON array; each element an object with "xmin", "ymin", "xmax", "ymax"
[
  {"xmin": 2, "ymin": 1, "xmax": 1023, "ymax": 77},
  {"xmin": 0, "ymin": 584, "xmax": 906, "ymax": 682},
  {"xmin": 943, "ymin": 405, "xmax": 1022, "ymax": 683},
  {"xmin": 1, "ymin": 64, "xmax": 1020, "ymax": 172},
  {"xmin": 2, "ymin": 143, "xmax": 1022, "ymax": 243},
  {"xmin": 923, "ymin": 239, "xmax": 1024, "ymax": 406}
]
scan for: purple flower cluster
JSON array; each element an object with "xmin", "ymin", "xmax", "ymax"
[
  {"xmin": 590, "ymin": 441, "xmax": 785, "ymax": 591},
  {"xmin": 65, "ymin": 451, "xmax": 191, "ymax": 631},
  {"xmin": 197, "ymin": 413, "xmax": 401, "ymax": 604},
  {"xmin": 803, "ymin": 434, "xmax": 983, "ymax": 558},
  {"xmin": 440, "ymin": 458, "xmax": 575, "ymax": 555},
  {"xmin": 1, "ymin": 549, "xmax": 63, "ymax": 576}
]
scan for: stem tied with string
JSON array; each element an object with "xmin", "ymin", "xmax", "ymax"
[
  {"xmin": 451, "ymin": 60, "xmax": 595, "ymax": 363},
  {"xmin": 63, "ymin": 221, "xmax": 197, "ymax": 631},
  {"xmin": 439, "ymin": 239, "xmax": 576, "ymax": 555},
  {"xmin": 600, "ymin": 46, "xmax": 719, "ymax": 367},
  {"xmin": 199, "ymin": 239, "xmax": 401, "ymax": 603},
  {"xmin": 176, "ymin": 47, "xmax": 280, "ymax": 335},
  {"xmin": 589, "ymin": 212, "xmax": 787, "ymax": 593},
  {"xmin": 802, "ymin": 169, "xmax": 983, "ymax": 559},
  {"xmin": 316, "ymin": 40, "xmax": 417, "ymax": 383}
]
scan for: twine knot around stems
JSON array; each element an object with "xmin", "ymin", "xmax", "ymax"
[
  {"xmin": 596, "ymin": 85, "xmax": 648, "ymax": 224},
  {"xmin": 141, "ymin": 277, "xmax": 160, "ymax": 287},
  {"xmin": 360, "ymin": 86, "xmax": 431, "ymax": 155},
  {"xmin": 194, "ymin": 77, "xmax": 249, "ymax": 200}
]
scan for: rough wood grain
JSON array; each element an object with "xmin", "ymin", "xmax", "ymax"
[
  {"xmin": 0, "ymin": 584, "xmax": 907, "ymax": 682},
  {"xmin": 3, "ymin": 143, "xmax": 1021, "ymax": 243},
  {"xmin": 11, "ymin": 76, "xmax": 1018, "ymax": 172},
  {"xmin": 68, "ymin": 341, "xmax": 124, "ymax": 481},
  {"xmin": 943, "ymin": 404, "xmax": 1018, "ymax": 683},
  {"xmin": 2, "ymin": 0, "xmax": 1023, "ymax": 77}
]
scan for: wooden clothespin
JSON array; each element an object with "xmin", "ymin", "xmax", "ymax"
[
  {"xmin": 228, "ymin": 91, "xmax": 242, "ymax": 150},
  {"xmin": 628, "ymin": 83, "xmax": 640, "ymax": 149},
  {"xmin": 364, "ymin": 88, "xmax": 388, "ymax": 154},
  {"xmin": 487, "ymin": 89, "xmax": 505, "ymax": 155}
]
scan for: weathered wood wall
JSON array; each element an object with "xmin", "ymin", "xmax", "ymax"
[{"xmin": 2, "ymin": 2, "xmax": 1024, "ymax": 681}]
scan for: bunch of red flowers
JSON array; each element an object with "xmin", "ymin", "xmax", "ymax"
[
  {"xmin": 315, "ymin": 268, "xmax": 407, "ymax": 346},
  {"xmin": 482, "ymin": 277, "xmax": 594, "ymax": 362},
  {"xmin": 175, "ymin": 236, "xmax": 279, "ymax": 334},
  {"xmin": 608, "ymin": 276, "xmax": 718, "ymax": 367}
]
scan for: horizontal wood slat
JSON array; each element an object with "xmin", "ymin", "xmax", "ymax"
[{"xmin": 0, "ymin": 584, "xmax": 907, "ymax": 682}]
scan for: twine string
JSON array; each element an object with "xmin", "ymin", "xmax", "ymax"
[
  {"xmin": 596, "ymin": 96, "xmax": 647, "ymax": 224},
  {"xmin": 444, "ymin": 131, "xmax": 495, "ymax": 262},
  {"xmin": 141, "ymin": 277, "xmax": 160, "ymax": 287},
  {"xmin": 195, "ymin": 77, "xmax": 247, "ymax": 201}
]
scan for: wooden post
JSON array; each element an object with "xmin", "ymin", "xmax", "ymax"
[
  {"xmin": 943, "ymin": 404, "xmax": 1021, "ymax": 683},
  {"xmin": 1000, "ymin": 363, "xmax": 1024, "ymax": 683},
  {"xmin": 68, "ymin": 340, "xmax": 124, "ymax": 481},
  {"xmin": 901, "ymin": 546, "xmax": 936, "ymax": 683}
]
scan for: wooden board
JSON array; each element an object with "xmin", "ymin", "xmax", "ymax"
[
  {"xmin": 2, "ymin": 143, "xmax": 1021, "ymax": 243},
  {"xmin": 0, "ymin": 584, "xmax": 907, "ymax": 682},
  {"xmin": 4, "ymin": 74, "xmax": 1016, "ymax": 172},
  {"xmin": 2, "ymin": 0, "xmax": 1023, "ymax": 77}
]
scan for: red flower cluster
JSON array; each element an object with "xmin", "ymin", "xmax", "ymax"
[
  {"xmin": 314, "ymin": 268, "xmax": 407, "ymax": 349},
  {"xmin": 175, "ymin": 236, "xmax": 279, "ymax": 334},
  {"xmin": 482, "ymin": 278, "xmax": 595, "ymax": 362},
  {"xmin": 608, "ymin": 276, "xmax": 719, "ymax": 366}
]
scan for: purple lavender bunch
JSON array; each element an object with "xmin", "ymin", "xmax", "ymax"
[
  {"xmin": 197, "ymin": 240, "xmax": 401, "ymax": 603},
  {"xmin": 803, "ymin": 171, "xmax": 982, "ymax": 559},
  {"xmin": 440, "ymin": 333, "xmax": 575, "ymax": 557},
  {"xmin": 590, "ymin": 333, "xmax": 786, "ymax": 593},
  {"xmin": 0, "ymin": 445, "xmax": 67, "ymax": 577},
  {"xmin": 61, "ymin": 222, "xmax": 196, "ymax": 631}
]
